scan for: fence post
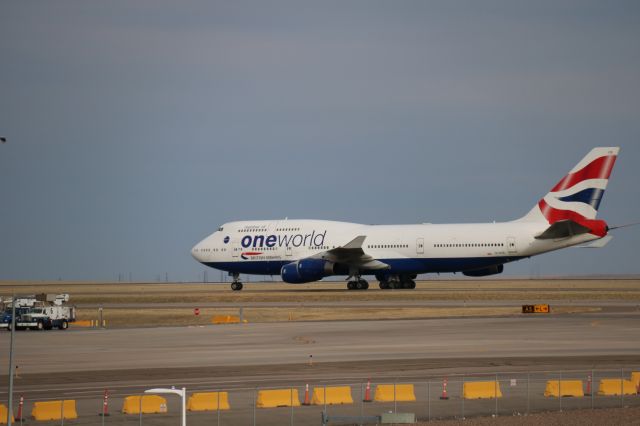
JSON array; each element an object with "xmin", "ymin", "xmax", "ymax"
[
  {"xmin": 494, "ymin": 373, "xmax": 498, "ymax": 417},
  {"xmin": 60, "ymin": 400, "xmax": 64, "ymax": 426},
  {"xmin": 393, "ymin": 379, "xmax": 397, "ymax": 414},
  {"xmin": 217, "ymin": 390, "xmax": 221, "ymax": 426},
  {"xmin": 360, "ymin": 382, "xmax": 364, "ymax": 424},
  {"xmin": 101, "ymin": 396, "xmax": 105, "ymax": 426},
  {"xmin": 290, "ymin": 387, "xmax": 294, "ymax": 426},
  {"xmin": 253, "ymin": 388, "xmax": 256, "ymax": 426},
  {"xmin": 139, "ymin": 395, "xmax": 142, "ymax": 426},
  {"xmin": 526, "ymin": 372, "xmax": 530, "ymax": 415},
  {"xmin": 324, "ymin": 384, "xmax": 327, "ymax": 420},
  {"xmin": 428, "ymin": 381, "xmax": 431, "ymax": 422},
  {"xmin": 559, "ymin": 371, "xmax": 562, "ymax": 412},
  {"xmin": 461, "ymin": 375, "xmax": 465, "ymax": 420},
  {"xmin": 591, "ymin": 369, "xmax": 594, "ymax": 409},
  {"xmin": 621, "ymin": 368, "xmax": 624, "ymax": 408}
]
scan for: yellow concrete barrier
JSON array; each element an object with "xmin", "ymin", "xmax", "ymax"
[
  {"xmin": 31, "ymin": 400, "xmax": 78, "ymax": 421},
  {"xmin": 187, "ymin": 392, "xmax": 230, "ymax": 411},
  {"xmin": 122, "ymin": 395, "xmax": 168, "ymax": 414},
  {"xmin": 256, "ymin": 389, "xmax": 300, "ymax": 408},
  {"xmin": 0, "ymin": 404, "xmax": 14, "ymax": 425},
  {"xmin": 71, "ymin": 320, "xmax": 93, "ymax": 327},
  {"xmin": 544, "ymin": 380, "xmax": 584, "ymax": 397},
  {"xmin": 311, "ymin": 386, "xmax": 353, "ymax": 405},
  {"xmin": 212, "ymin": 315, "xmax": 241, "ymax": 324},
  {"xmin": 598, "ymin": 379, "xmax": 636, "ymax": 396},
  {"xmin": 630, "ymin": 372, "xmax": 640, "ymax": 390},
  {"xmin": 463, "ymin": 381, "xmax": 503, "ymax": 399},
  {"xmin": 373, "ymin": 384, "xmax": 416, "ymax": 402}
]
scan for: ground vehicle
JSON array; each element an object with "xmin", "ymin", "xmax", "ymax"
[{"xmin": 0, "ymin": 294, "xmax": 76, "ymax": 331}]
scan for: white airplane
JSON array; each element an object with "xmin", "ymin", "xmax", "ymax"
[{"xmin": 192, "ymin": 147, "xmax": 621, "ymax": 291}]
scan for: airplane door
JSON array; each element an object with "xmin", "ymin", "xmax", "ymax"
[
  {"xmin": 507, "ymin": 237, "xmax": 517, "ymax": 254},
  {"xmin": 416, "ymin": 238, "xmax": 424, "ymax": 255},
  {"xmin": 232, "ymin": 241, "xmax": 240, "ymax": 258}
]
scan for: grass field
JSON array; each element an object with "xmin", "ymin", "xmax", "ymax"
[
  {"xmin": 1, "ymin": 279, "xmax": 639, "ymax": 304},
  {"xmin": 0, "ymin": 278, "xmax": 632, "ymax": 327},
  {"xmin": 69, "ymin": 305, "xmax": 601, "ymax": 327}
]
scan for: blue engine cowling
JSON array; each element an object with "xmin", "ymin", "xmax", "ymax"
[
  {"xmin": 462, "ymin": 264, "xmax": 504, "ymax": 277},
  {"xmin": 281, "ymin": 259, "xmax": 335, "ymax": 284}
]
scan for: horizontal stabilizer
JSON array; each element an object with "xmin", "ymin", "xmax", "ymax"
[
  {"xmin": 575, "ymin": 235, "xmax": 613, "ymax": 248},
  {"xmin": 535, "ymin": 220, "xmax": 591, "ymax": 240}
]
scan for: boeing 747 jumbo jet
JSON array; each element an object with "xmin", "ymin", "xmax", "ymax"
[{"xmin": 192, "ymin": 147, "xmax": 621, "ymax": 291}]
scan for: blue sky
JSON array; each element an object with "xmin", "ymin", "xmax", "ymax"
[{"xmin": 1, "ymin": 1, "xmax": 639, "ymax": 281}]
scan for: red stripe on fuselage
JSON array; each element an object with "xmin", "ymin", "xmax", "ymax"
[{"xmin": 550, "ymin": 155, "xmax": 617, "ymax": 192}]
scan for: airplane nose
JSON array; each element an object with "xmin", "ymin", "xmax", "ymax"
[{"xmin": 191, "ymin": 244, "xmax": 201, "ymax": 261}]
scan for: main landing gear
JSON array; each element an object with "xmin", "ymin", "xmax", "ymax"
[
  {"xmin": 378, "ymin": 275, "xmax": 416, "ymax": 290},
  {"xmin": 347, "ymin": 279, "xmax": 369, "ymax": 290},
  {"xmin": 230, "ymin": 273, "xmax": 243, "ymax": 291}
]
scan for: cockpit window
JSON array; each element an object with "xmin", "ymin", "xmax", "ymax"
[{"xmin": 218, "ymin": 227, "xmax": 224, "ymax": 231}]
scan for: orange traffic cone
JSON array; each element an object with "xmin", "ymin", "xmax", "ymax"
[
  {"xmin": 15, "ymin": 395, "xmax": 24, "ymax": 422},
  {"xmin": 363, "ymin": 378, "xmax": 372, "ymax": 402},
  {"xmin": 302, "ymin": 384, "xmax": 311, "ymax": 405},
  {"xmin": 99, "ymin": 389, "xmax": 110, "ymax": 416},
  {"xmin": 440, "ymin": 377, "xmax": 449, "ymax": 400},
  {"xmin": 585, "ymin": 375, "xmax": 592, "ymax": 396}
]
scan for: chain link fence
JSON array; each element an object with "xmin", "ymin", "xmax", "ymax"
[{"xmin": 6, "ymin": 368, "xmax": 640, "ymax": 425}]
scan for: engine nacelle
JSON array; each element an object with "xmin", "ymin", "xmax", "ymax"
[
  {"xmin": 281, "ymin": 259, "xmax": 335, "ymax": 284},
  {"xmin": 462, "ymin": 264, "xmax": 504, "ymax": 277}
]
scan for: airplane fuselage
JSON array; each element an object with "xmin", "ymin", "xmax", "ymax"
[
  {"xmin": 192, "ymin": 219, "xmax": 598, "ymax": 276},
  {"xmin": 191, "ymin": 147, "xmax": 619, "ymax": 290}
]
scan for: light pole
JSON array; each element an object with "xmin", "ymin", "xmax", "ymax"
[
  {"xmin": 145, "ymin": 387, "xmax": 186, "ymax": 426},
  {"xmin": 6, "ymin": 296, "xmax": 16, "ymax": 426}
]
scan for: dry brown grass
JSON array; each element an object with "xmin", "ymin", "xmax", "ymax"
[
  {"xmin": 0, "ymin": 279, "xmax": 627, "ymax": 327},
  {"xmin": 73, "ymin": 305, "xmax": 601, "ymax": 328},
  {"xmin": 1, "ymin": 279, "xmax": 639, "ymax": 304}
]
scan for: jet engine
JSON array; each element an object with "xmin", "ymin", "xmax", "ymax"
[
  {"xmin": 462, "ymin": 264, "xmax": 504, "ymax": 277},
  {"xmin": 281, "ymin": 259, "xmax": 335, "ymax": 283}
]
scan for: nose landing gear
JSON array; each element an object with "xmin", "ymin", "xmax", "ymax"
[{"xmin": 230, "ymin": 273, "xmax": 243, "ymax": 291}]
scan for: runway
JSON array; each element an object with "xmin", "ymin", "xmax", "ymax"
[
  {"xmin": 2, "ymin": 310, "xmax": 640, "ymax": 425},
  {"xmin": 2, "ymin": 310, "xmax": 639, "ymax": 376}
]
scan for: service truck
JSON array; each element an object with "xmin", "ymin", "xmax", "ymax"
[{"xmin": 0, "ymin": 294, "xmax": 76, "ymax": 331}]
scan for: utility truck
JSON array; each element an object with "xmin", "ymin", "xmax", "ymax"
[{"xmin": 0, "ymin": 294, "xmax": 76, "ymax": 331}]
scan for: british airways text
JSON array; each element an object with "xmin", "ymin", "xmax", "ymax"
[{"xmin": 240, "ymin": 230, "xmax": 327, "ymax": 248}]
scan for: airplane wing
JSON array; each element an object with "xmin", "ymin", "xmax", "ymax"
[{"xmin": 309, "ymin": 235, "xmax": 390, "ymax": 270}]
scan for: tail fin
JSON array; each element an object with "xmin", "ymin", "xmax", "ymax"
[{"xmin": 519, "ymin": 147, "xmax": 620, "ymax": 231}]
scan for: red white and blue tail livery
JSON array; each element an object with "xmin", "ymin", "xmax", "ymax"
[
  {"xmin": 192, "ymin": 147, "xmax": 623, "ymax": 291},
  {"xmin": 520, "ymin": 147, "xmax": 619, "ymax": 239}
]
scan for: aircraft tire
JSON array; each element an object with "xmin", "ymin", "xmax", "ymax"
[
  {"xmin": 356, "ymin": 280, "xmax": 368, "ymax": 290},
  {"xmin": 231, "ymin": 282, "xmax": 243, "ymax": 291}
]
